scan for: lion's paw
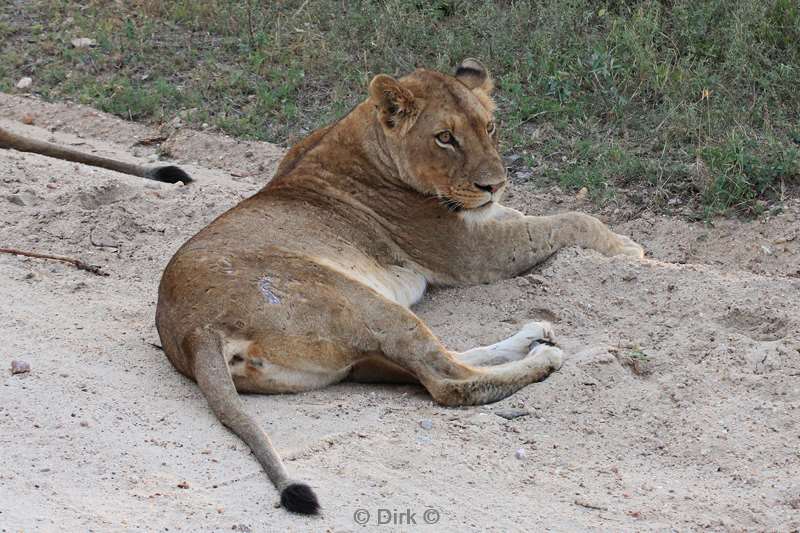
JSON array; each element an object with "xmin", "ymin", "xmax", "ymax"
[
  {"xmin": 517, "ymin": 321, "xmax": 557, "ymax": 349},
  {"xmin": 529, "ymin": 342, "xmax": 564, "ymax": 371}
]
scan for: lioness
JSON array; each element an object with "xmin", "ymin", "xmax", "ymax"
[{"xmin": 156, "ymin": 59, "xmax": 643, "ymax": 514}]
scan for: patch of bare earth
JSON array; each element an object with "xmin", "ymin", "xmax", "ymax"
[{"xmin": 1, "ymin": 93, "xmax": 798, "ymax": 532}]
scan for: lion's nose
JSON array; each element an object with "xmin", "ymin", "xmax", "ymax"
[{"xmin": 474, "ymin": 181, "xmax": 505, "ymax": 194}]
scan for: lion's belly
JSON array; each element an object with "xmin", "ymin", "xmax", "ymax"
[
  {"xmin": 313, "ymin": 257, "xmax": 427, "ymax": 308},
  {"xmin": 373, "ymin": 264, "xmax": 428, "ymax": 307}
]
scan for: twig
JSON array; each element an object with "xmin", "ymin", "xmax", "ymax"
[
  {"xmin": 293, "ymin": 0, "xmax": 310, "ymax": 17},
  {"xmin": 574, "ymin": 498, "xmax": 608, "ymax": 511},
  {"xmin": 513, "ymin": 110, "xmax": 549, "ymax": 128},
  {"xmin": 132, "ymin": 135, "xmax": 168, "ymax": 147},
  {"xmin": 0, "ymin": 247, "xmax": 108, "ymax": 276},
  {"xmin": 207, "ymin": 470, "xmax": 262, "ymax": 489},
  {"xmin": 246, "ymin": 0, "xmax": 256, "ymax": 50},
  {"xmin": 89, "ymin": 228, "xmax": 120, "ymax": 250}
]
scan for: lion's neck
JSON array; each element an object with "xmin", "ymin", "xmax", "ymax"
[
  {"xmin": 320, "ymin": 102, "xmax": 406, "ymax": 187},
  {"xmin": 266, "ymin": 102, "xmax": 424, "ymax": 212}
]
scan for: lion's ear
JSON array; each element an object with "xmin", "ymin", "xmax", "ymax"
[
  {"xmin": 455, "ymin": 58, "xmax": 494, "ymax": 94},
  {"xmin": 369, "ymin": 74, "xmax": 420, "ymax": 132}
]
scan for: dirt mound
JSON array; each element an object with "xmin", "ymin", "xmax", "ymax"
[{"xmin": 1, "ymin": 93, "xmax": 798, "ymax": 531}]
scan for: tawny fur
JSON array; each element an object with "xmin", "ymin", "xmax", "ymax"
[{"xmin": 154, "ymin": 60, "xmax": 644, "ymax": 512}]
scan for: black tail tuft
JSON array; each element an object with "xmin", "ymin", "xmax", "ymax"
[
  {"xmin": 146, "ymin": 165, "xmax": 194, "ymax": 184},
  {"xmin": 280, "ymin": 483, "xmax": 320, "ymax": 515}
]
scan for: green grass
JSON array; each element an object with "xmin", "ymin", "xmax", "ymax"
[
  {"xmin": 700, "ymin": 132, "xmax": 798, "ymax": 215},
  {"xmin": 1, "ymin": 0, "xmax": 798, "ymax": 215}
]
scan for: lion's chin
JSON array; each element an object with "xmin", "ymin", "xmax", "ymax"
[
  {"xmin": 457, "ymin": 201, "xmax": 501, "ymax": 224},
  {"xmin": 467, "ymin": 198, "xmax": 495, "ymax": 210}
]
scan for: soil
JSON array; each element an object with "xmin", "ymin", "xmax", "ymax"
[{"xmin": 1, "ymin": 93, "xmax": 799, "ymax": 532}]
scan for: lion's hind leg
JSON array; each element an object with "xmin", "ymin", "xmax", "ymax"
[
  {"xmin": 362, "ymin": 299, "xmax": 563, "ymax": 406},
  {"xmin": 458, "ymin": 321, "xmax": 557, "ymax": 366},
  {"xmin": 433, "ymin": 342, "xmax": 563, "ymax": 405}
]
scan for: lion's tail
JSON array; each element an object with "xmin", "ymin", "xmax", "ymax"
[
  {"xmin": 190, "ymin": 331, "xmax": 320, "ymax": 514},
  {"xmin": 0, "ymin": 126, "xmax": 192, "ymax": 184}
]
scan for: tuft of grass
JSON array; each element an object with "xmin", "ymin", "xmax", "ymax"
[
  {"xmin": 612, "ymin": 344, "xmax": 654, "ymax": 376},
  {"xmin": 699, "ymin": 132, "xmax": 799, "ymax": 216},
  {"xmin": 1, "ymin": 0, "xmax": 798, "ymax": 215}
]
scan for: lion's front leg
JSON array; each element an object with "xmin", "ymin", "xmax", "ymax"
[
  {"xmin": 423, "ymin": 206, "xmax": 644, "ymax": 285},
  {"xmin": 530, "ymin": 212, "xmax": 644, "ymax": 259}
]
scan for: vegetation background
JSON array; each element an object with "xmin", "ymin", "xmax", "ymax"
[{"xmin": 2, "ymin": 0, "xmax": 798, "ymax": 216}]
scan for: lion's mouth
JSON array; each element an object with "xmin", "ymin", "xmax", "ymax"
[
  {"xmin": 435, "ymin": 194, "xmax": 495, "ymax": 212},
  {"xmin": 437, "ymin": 195, "xmax": 465, "ymax": 212}
]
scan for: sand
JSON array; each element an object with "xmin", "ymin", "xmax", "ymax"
[{"xmin": 1, "ymin": 93, "xmax": 798, "ymax": 532}]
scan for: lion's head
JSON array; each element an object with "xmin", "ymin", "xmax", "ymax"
[{"xmin": 368, "ymin": 59, "xmax": 506, "ymax": 211}]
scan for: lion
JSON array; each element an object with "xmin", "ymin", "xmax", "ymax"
[
  {"xmin": 155, "ymin": 59, "xmax": 644, "ymax": 515},
  {"xmin": 0, "ymin": 126, "xmax": 191, "ymax": 183}
]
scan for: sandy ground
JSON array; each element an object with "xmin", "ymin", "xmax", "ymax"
[{"xmin": 1, "ymin": 93, "xmax": 799, "ymax": 532}]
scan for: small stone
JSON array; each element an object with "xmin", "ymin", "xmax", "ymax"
[
  {"xmin": 6, "ymin": 194, "xmax": 26, "ymax": 206},
  {"xmin": 6, "ymin": 191, "xmax": 38, "ymax": 207},
  {"xmin": 11, "ymin": 360, "xmax": 31, "ymax": 374},
  {"xmin": 419, "ymin": 419, "xmax": 433, "ymax": 430},
  {"xmin": 21, "ymin": 114, "xmax": 35, "ymax": 125},
  {"xmin": 576, "ymin": 187, "xmax": 589, "ymax": 200},
  {"xmin": 465, "ymin": 412, "xmax": 492, "ymax": 426},
  {"xmin": 80, "ymin": 420, "xmax": 90, "ymax": 428},
  {"xmin": 495, "ymin": 409, "xmax": 531, "ymax": 420},
  {"xmin": 71, "ymin": 37, "xmax": 96, "ymax": 48},
  {"xmin": 515, "ymin": 448, "xmax": 526, "ymax": 460},
  {"xmin": 773, "ymin": 234, "xmax": 797, "ymax": 245},
  {"xmin": 16, "ymin": 77, "xmax": 33, "ymax": 90},
  {"xmin": 177, "ymin": 481, "xmax": 190, "ymax": 489}
]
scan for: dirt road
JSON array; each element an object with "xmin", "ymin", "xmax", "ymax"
[{"xmin": 1, "ymin": 93, "xmax": 798, "ymax": 532}]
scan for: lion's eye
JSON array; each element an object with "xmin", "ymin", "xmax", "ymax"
[
  {"xmin": 486, "ymin": 121, "xmax": 496, "ymax": 136},
  {"xmin": 435, "ymin": 130, "xmax": 454, "ymax": 145}
]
